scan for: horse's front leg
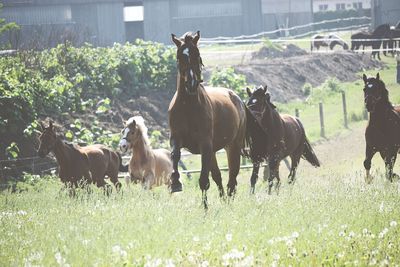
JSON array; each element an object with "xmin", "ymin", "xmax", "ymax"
[
  {"xmin": 381, "ymin": 149, "xmax": 399, "ymax": 182},
  {"xmin": 170, "ymin": 138, "xmax": 182, "ymax": 193},
  {"xmin": 267, "ymin": 158, "xmax": 280, "ymax": 195},
  {"xmin": 250, "ymin": 162, "xmax": 260, "ymax": 194},
  {"xmin": 364, "ymin": 144, "xmax": 376, "ymax": 184},
  {"xmin": 199, "ymin": 144, "xmax": 212, "ymax": 209}
]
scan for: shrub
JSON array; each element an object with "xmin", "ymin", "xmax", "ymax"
[{"xmin": 209, "ymin": 67, "xmax": 247, "ymax": 98}]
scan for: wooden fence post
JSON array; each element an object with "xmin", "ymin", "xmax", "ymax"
[
  {"xmin": 319, "ymin": 102, "xmax": 325, "ymax": 138},
  {"xmin": 295, "ymin": 108, "xmax": 300, "ymax": 118},
  {"xmin": 341, "ymin": 91, "xmax": 348, "ymax": 128}
]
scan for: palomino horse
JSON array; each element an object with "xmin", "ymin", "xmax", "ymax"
[
  {"xmin": 245, "ymin": 86, "xmax": 320, "ymax": 194},
  {"xmin": 169, "ymin": 31, "xmax": 247, "ymax": 207},
  {"xmin": 311, "ymin": 34, "xmax": 349, "ymax": 51},
  {"xmin": 37, "ymin": 121, "xmax": 125, "ymax": 191},
  {"xmin": 119, "ymin": 116, "xmax": 172, "ymax": 189},
  {"xmin": 362, "ymin": 73, "xmax": 400, "ymax": 183}
]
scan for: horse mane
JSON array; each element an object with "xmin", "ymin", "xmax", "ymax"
[
  {"xmin": 244, "ymin": 106, "xmax": 269, "ymax": 163},
  {"xmin": 128, "ymin": 116, "xmax": 150, "ymax": 146}
]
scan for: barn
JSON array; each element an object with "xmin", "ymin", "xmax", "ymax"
[
  {"xmin": 0, "ymin": 0, "xmax": 313, "ymax": 48},
  {"xmin": 371, "ymin": 0, "xmax": 400, "ymax": 28}
]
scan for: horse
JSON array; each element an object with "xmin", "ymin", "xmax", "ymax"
[
  {"xmin": 37, "ymin": 121, "xmax": 125, "ymax": 192},
  {"xmin": 311, "ymin": 34, "xmax": 349, "ymax": 51},
  {"xmin": 119, "ymin": 116, "xmax": 173, "ymax": 189},
  {"xmin": 362, "ymin": 73, "xmax": 400, "ymax": 183},
  {"xmin": 168, "ymin": 31, "xmax": 248, "ymax": 208},
  {"xmin": 351, "ymin": 24, "xmax": 391, "ymax": 60},
  {"xmin": 245, "ymin": 85, "xmax": 320, "ymax": 194},
  {"xmin": 383, "ymin": 26, "xmax": 400, "ymax": 57}
]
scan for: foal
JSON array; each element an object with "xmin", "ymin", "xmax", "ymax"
[
  {"xmin": 37, "ymin": 121, "xmax": 123, "ymax": 191},
  {"xmin": 119, "ymin": 116, "xmax": 173, "ymax": 189},
  {"xmin": 362, "ymin": 73, "xmax": 400, "ymax": 183}
]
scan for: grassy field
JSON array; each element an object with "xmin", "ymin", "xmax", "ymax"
[{"xmin": 1, "ymin": 124, "xmax": 400, "ymax": 266}]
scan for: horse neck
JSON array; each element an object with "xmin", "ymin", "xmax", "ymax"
[
  {"xmin": 369, "ymin": 101, "xmax": 393, "ymax": 126},
  {"xmin": 53, "ymin": 138, "xmax": 71, "ymax": 166},
  {"xmin": 176, "ymin": 72, "xmax": 206, "ymax": 103},
  {"xmin": 131, "ymin": 131, "xmax": 152, "ymax": 160},
  {"xmin": 262, "ymin": 106, "xmax": 283, "ymax": 142}
]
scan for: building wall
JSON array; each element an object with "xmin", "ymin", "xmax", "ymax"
[
  {"xmin": 371, "ymin": 0, "xmax": 400, "ymax": 28},
  {"xmin": 313, "ymin": 0, "xmax": 371, "ymax": 12}
]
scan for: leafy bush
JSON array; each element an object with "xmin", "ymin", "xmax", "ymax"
[
  {"xmin": 0, "ymin": 40, "xmax": 177, "ymax": 159},
  {"xmin": 209, "ymin": 67, "xmax": 247, "ymax": 98}
]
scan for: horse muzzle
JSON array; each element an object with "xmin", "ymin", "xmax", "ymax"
[{"xmin": 119, "ymin": 139, "xmax": 129, "ymax": 153}]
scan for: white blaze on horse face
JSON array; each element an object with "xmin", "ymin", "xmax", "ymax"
[
  {"xmin": 182, "ymin": 48, "xmax": 189, "ymax": 57},
  {"xmin": 119, "ymin": 128, "xmax": 130, "ymax": 153},
  {"xmin": 367, "ymin": 83, "xmax": 373, "ymax": 88},
  {"xmin": 252, "ymin": 99, "xmax": 257, "ymax": 104}
]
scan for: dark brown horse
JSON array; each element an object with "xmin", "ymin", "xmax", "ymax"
[
  {"xmin": 245, "ymin": 86, "xmax": 320, "ymax": 194},
  {"xmin": 351, "ymin": 24, "xmax": 391, "ymax": 60},
  {"xmin": 168, "ymin": 31, "xmax": 247, "ymax": 207},
  {"xmin": 37, "ymin": 121, "xmax": 125, "ymax": 191},
  {"xmin": 362, "ymin": 73, "xmax": 400, "ymax": 183}
]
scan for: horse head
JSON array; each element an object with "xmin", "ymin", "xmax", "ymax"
[
  {"xmin": 362, "ymin": 73, "xmax": 389, "ymax": 113},
  {"xmin": 37, "ymin": 120, "xmax": 57, "ymax": 158},
  {"xmin": 246, "ymin": 85, "xmax": 276, "ymax": 123},
  {"xmin": 171, "ymin": 31, "xmax": 203, "ymax": 95},
  {"xmin": 119, "ymin": 116, "xmax": 149, "ymax": 153}
]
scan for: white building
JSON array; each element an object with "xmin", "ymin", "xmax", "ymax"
[{"xmin": 313, "ymin": 0, "xmax": 371, "ymax": 12}]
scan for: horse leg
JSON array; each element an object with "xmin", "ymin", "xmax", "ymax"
[
  {"xmin": 267, "ymin": 158, "xmax": 280, "ymax": 195},
  {"xmin": 381, "ymin": 150, "xmax": 398, "ymax": 182},
  {"xmin": 199, "ymin": 144, "xmax": 212, "ymax": 209},
  {"xmin": 210, "ymin": 153, "xmax": 225, "ymax": 198},
  {"xmin": 107, "ymin": 168, "xmax": 122, "ymax": 192},
  {"xmin": 250, "ymin": 162, "xmax": 260, "ymax": 194},
  {"xmin": 288, "ymin": 155, "xmax": 301, "ymax": 185},
  {"xmin": 364, "ymin": 145, "xmax": 376, "ymax": 184},
  {"xmin": 170, "ymin": 138, "xmax": 182, "ymax": 193},
  {"xmin": 226, "ymin": 145, "xmax": 241, "ymax": 198}
]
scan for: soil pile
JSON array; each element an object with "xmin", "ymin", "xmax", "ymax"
[{"xmin": 235, "ymin": 51, "xmax": 383, "ymax": 102}]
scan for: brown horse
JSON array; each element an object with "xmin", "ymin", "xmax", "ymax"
[
  {"xmin": 119, "ymin": 116, "xmax": 172, "ymax": 189},
  {"xmin": 245, "ymin": 85, "xmax": 320, "ymax": 194},
  {"xmin": 37, "ymin": 121, "xmax": 124, "ymax": 191},
  {"xmin": 362, "ymin": 73, "xmax": 400, "ymax": 183},
  {"xmin": 169, "ymin": 31, "xmax": 247, "ymax": 207}
]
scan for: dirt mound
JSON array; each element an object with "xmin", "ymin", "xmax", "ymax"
[
  {"xmin": 235, "ymin": 52, "xmax": 383, "ymax": 102},
  {"xmin": 251, "ymin": 44, "xmax": 308, "ymax": 59}
]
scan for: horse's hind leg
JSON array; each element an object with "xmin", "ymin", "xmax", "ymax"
[
  {"xmin": 226, "ymin": 145, "xmax": 241, "ymax": 197},
  {"xmin": 210, "ymin": 153, "xmax": 225, "ymax": 198},
  {"xmin": 107, "ymin": 169, "xmax": 122, "ymax": 192},
  {"xmin": 250, "ymin": 162, "xmax": 260, "ymax": 194},
  {"xmin": 288, "ymin": 155, "xmax": 301, "ymax": 185}
]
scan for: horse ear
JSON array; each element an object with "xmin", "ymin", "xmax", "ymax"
[
  {"xmin": 246, "ymin": 87, "xmax": 252, "ymax": 97},
  {"xmin": 376, "ymin": 73, "xmax": 380, "ymax": 80},
  {"xmin": 362, "ymin": 74, "xmax": 367, "ymax": 84},
  {"xmin": 128, "ymin": 120, "xmax": 136, "ymax": 130},
  {"xmin": 48, "ymin": 120, "xmax": 53, "ymax": 129},
  {"xmin": 171, "ymin": 34, "xmax": 182, "ymax": 47},
  {"xmin": 193, "ymin": 31, "xmax": 200, "ymax": 46},
  {"xmin": 263, "ymin": 85, "xmax": 268, "ymax": 94}
]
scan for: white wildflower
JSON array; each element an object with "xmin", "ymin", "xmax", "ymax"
[
  {"xmin": 193, "ymin": 236, "xmax": 200, "ymax": 242},
  {"xmin": 165, "ymin": 259, "xmax": 175, "ymax": 267},
  {"xmin": 339, "ymin": 231, "xmax": 346, "ymax": 237},
  {"xmin": 390, "ymin": 221, "xmax": 397, "ymax": 227},
  {"xmin": 273, "ymin": 253, "xmax": 280, "ymax": 261},
  {"xmin": 292, "ymin": 232, "xmax": 299, "ymax": 239},
  {"xmin": 225, "ymin": 233, "xmax": 233, "ymax": 242},
  {"xmin": 17, "ymin": 210, "xmax": 27, "ymax": 216},
  {"xmin": 363, "ymin": 228, "xmax": 369, "ymax": 235},
  {"xmin": 200, "ymin": 260, "xmax": 209, "ymax": 267},
  {"xmin": 379, "ymin": 202, "xmax": 385, "ymax": 213}
]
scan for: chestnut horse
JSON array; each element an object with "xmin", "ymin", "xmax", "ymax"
[
  {"xmin": 169, "ymin": 31, "xmax": 247, "ymax": 207},
  {"xmin": 362, "ymin": 73, "xmax": 400, "ymax": 183},
  {"xmin": 245, "ymin": 86, "xmax": 320, "ymax": 194},
  {"xmin": 37, "ymin": 121, "xmax": 124, "ymax": 191},
  {"xmin": 119, "ymin": 116, "xmax": 172, "ymax": 189}
]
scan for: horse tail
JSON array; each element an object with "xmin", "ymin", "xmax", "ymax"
[
  {"xmin": 117, "ymin": 152, "xmax": 129, "ymax": 172},
  {"xmin": 302, "ymin": 137, "xmax": 320, "ymax": 167}
]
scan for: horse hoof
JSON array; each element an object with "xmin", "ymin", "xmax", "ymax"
[{"xmin": 170, "ymin": 182, "xmax": 183, "ymax": 193}]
